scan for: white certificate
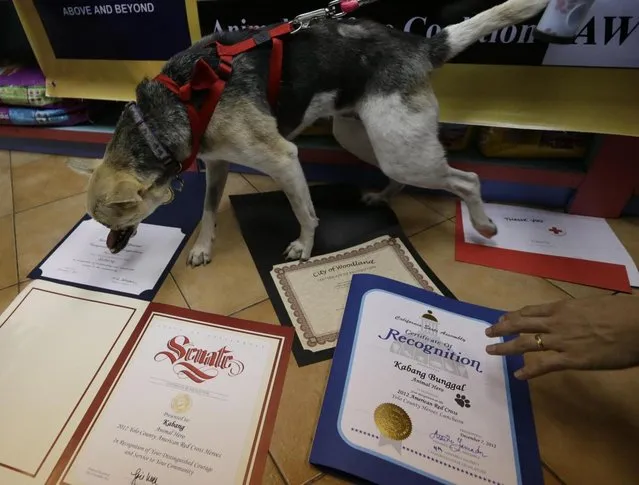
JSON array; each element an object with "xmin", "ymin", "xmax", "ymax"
[
  {"xmin": 0, "ymin": 280, "xmax": 148, "ymax": 485},
  {"xmin": 271, "ymin": 235, "xmax": 444, "ymax": 352},
  {"xmin": 56, "ymin": 308, "xmax": 290, "ymax": 485},
  {"xmin": 339, "ymin": 289, "xmax": 519, "ymax": 485},
  {"xmin": 39, "ymin": 219, "xmax": 185, "ymax": 295},
  {"xmin": 461, "ymin": 202, "xmax": 639, "ymax": 286}
]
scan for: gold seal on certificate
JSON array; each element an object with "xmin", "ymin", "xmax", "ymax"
[
  {"xmin": 374, "ymin": 403, "xmax": 412, "ymax": 441},
  {"xmin": 171, "ymin": 393, "xmax": 192, "ymax": 414}
]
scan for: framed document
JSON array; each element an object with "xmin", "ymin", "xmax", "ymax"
[
  {"xmin": 271, "ymin": 236, "xmax": 449, "ymax": 354},
  {"xmin": 0, "ymin": 281, "xmax": 148, "ymax": 485},
  {"xmin": 13, "ymin": 0, "xmax": 202, "ymax": 100},
  {"xmin": 231, "ymin": 185, "xmax": 454, "ymax": 367},
  {"xmin": 28, "ymin": 171, "xmax": 206, "ymax": 301},
  {"xmin": 311, "ymin": 274, "xmax": 541, "ymax": 485},
  {"xmin": 0, "ymin": 280, "xmax": 293, "ymax": 485}
]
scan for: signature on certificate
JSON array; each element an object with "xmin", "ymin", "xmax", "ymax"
[
  {"xmin": 131, "ymin": 468, "xmax": 158, "ymax": 485},
  {"xmin": 429, "ymin": 430, "xmax": 488, "ymax": 458}
]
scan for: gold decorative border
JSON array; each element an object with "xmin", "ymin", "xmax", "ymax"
[{"xmin": 273, "ymin": 236, "xmax": 437, "ymax": 349}]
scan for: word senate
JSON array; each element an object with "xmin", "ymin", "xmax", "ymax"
[
  {"xmin": 378, "ymin": 327, "xmax": 484, "ymax": 374},
  {"xmin": 211, "ymin": 15, "xmax": 637, "ymax": 48},
  {"xmin": 62, "ymin": 3, "xmax": 156, "ymax": 16},
  {"xmin": 154, "ymin": 335, "xmax": 245, "ymax": 384}
]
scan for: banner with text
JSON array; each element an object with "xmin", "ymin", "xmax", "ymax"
[
  {"xmin": 196, "ymin": 0, "xmax": 638, "ymax": 69},
  {"xmin": 12, "ymin": 0, "xmax": 639, "ymax": 133},
  {"xmin": 194, "ymin": 0, "xmax": 639, "ymax": 134},
  {"xmin": 13, "ymin": 0, "xmax": 202, "ymax": 100}
]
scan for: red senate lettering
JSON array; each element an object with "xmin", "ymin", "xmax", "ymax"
[{"xmin": 154, "ymin": 336, "xmax": 245, "ymax": 383}]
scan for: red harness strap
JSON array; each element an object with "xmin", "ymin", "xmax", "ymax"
[{"xmin": 154, "ymin": 22, "xmax": 293, "ymax": 173}]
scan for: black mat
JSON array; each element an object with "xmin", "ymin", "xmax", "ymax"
[{"xmin": 230, "ymin": 184, "xmax": 455, "ymax": 366}]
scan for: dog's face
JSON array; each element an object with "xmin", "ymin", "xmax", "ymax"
[{"xmin": 69, "ymin": 145, "xmax": 174, "ymax": 253}]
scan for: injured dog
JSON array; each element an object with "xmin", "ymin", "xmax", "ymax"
[{"xmin": 69, "ymin": 0, "xmax": 550, "ymax": 266}]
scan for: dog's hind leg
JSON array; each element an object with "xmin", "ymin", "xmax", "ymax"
[
  {"xmin": 187, "ymin": 159, "xmax": 229, "ymax": 267},
  {"xmin": 332, "ymin": 114, "xmax": 406, "ymax": 205},
  {"xmin": 440, "ymin": 167, "xmax": 497, "ymax": 238},
  {"xmin": 359, "ymin": 92, "xmax": 497, "ymax": 238},
  {"xmin": 361, "ymin": 180, "xmax": 405, "ymax": 206}
]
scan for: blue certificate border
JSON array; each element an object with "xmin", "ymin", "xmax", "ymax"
[{"xmin": 310, "ymin": 274, "xmax": 542, "ymax": 485}]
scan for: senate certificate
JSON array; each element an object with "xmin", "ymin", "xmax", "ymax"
[
  {"xmin": 50, "ymin": 304, "xmax": 290, "ymax": 485},
  {"xmin": 338, "ymin": 288, "xmax": 520, "ymax": 485}
]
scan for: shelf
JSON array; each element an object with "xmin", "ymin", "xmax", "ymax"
[{"xmin": 0, "ymin": 118, "xmax": 587, "ymax": 189}]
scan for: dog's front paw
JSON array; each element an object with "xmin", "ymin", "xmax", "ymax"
[
  {"xmin": 361, "ymin": 192, "xmax": 388, "ymax": 206},
  {"xmin": 283, "ymin": 239, "xmax": 311, "ymax": 262},
  {"xmin": 187, "ymin": 242, "xmax": 213, "ymax": 267}
]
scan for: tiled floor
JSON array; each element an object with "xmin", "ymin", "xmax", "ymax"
[{"xmin": 1, "ymin": 150, "xmax": 639, "ymax": 484}]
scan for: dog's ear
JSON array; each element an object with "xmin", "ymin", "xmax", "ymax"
[
  {"xmin": 107, "ymin": 179, "xmax": 144, "ymax": 205},
  {"xmin": 67, "ymin": 158, "xmax": 101, "ymax": 176}
]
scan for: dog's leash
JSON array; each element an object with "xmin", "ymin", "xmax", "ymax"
[
  {"xmin": 128, "ymin": 0, "xmax": 379, "ymax": 190},
  {"xmin": 290, "ymin": 0, "xmax": 379, "ymax": 32}
]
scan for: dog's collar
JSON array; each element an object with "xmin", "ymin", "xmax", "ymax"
[{"xmin": 126, "ymin": 102, "xmax": 182, "ymax": 176}]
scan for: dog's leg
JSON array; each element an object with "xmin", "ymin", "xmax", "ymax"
[
  {"xmin": 214, "ymin": 99, "xmax": 318, "ymax": 260},
  {"xmin": 239, "ymin": 138, "xmax": 318, "ymax": 260},
  {"xmin": 265, "ymin": 143, "xmax": 318, "ymax": 260},
  {"xmin": 332, "ymin": 115, "xmax": 405, "ymax": 205},
  {"xmin": 440, "ymin": 167, "xmax": 496, "ymax": 238},
  {"xmin": 359, "ymin": 92, "xmax": 496, "ymax": 238},
  {"xmin": 187, "ymin": 160, "xmax": 229, "ymax": 267},
  {"xmin": 361, "ymin": 180, "xmax": 405, "ymax": 206}
]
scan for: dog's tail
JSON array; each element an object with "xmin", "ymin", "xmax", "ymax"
[{"xmin": 430, "ymin": 0, "xmax": 550, "ymax": 66}]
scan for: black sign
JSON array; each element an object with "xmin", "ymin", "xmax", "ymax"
[
  {"xmin": 33, "ymin": 0, "xmax": 193, "ymax": 60},
  {"xmin": 196, "ymin": 0, "xmax": 638, "ymax": 69}
]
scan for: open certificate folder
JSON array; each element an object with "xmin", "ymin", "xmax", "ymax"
[
  {"xmin": 0, "ymin": 280, "xmax": 292, "ymax": 485},
  {"xmin": 28, "ymin": 171, "xmax": 206, "ymax": 301},
  {"xmin": 311, "ymin": 275, "xmax": 541, "ymax": 485}
]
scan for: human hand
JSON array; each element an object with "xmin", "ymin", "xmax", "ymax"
[{"xmin": 484, "ymin": 295, "xmax": 639, "ymax": 380}]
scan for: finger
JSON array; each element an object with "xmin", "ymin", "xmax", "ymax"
[
  {"xmin": 518, "ymin": 302, "xmax": 561, "ymax": 318},
  {"xmin": 486, "ymin": 316, "xmax": 550, "ymax": 337},
  {"xmin": 486, "ymin": 333, "xmax": 558, "ymax": 356},
  {"xmin": 513, "ymin": 353, "xmax": 568, "ymax": 380}
]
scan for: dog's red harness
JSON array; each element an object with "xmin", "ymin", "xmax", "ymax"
[{"xmin": 154, "ymin": 22, "xmax": 294, "ymax": 174}]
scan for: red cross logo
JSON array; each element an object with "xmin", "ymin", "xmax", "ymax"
[{"xmin": 548, "ymin": 226, "xmax": 565, "ymax": 236}]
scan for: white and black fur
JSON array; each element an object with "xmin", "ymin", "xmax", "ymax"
[{"xmin": 72, "ymin": 0, "xmax": 550, "ymax": 266}]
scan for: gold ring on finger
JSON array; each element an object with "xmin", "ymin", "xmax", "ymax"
[{"xmin": 534, "ymin": 333, "xmax": 545, "ymax": 351}]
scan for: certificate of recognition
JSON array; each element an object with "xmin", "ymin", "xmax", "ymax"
[
  {"xmin": 310, "ymin": 274, "xmax": 541, "ymax": 485},
  {"xmin": 53, "ymin": 305, "xmax": 292, "ymax": 485},
  {"xmin": 271, "ymin": 236, "xmax": 447, "ymax": 353}
]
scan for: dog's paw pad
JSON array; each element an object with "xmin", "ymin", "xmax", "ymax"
[
  {"xmin": 187, "ymin": 245, "xmax": 212, "ymax": 267},
  {"xmin": 361, "ymin": 192, "xmax": 388, "ymax": 206},
  {"xmin": 284, "ymin": 240, "xmax": 310, "ymax": 261}
]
